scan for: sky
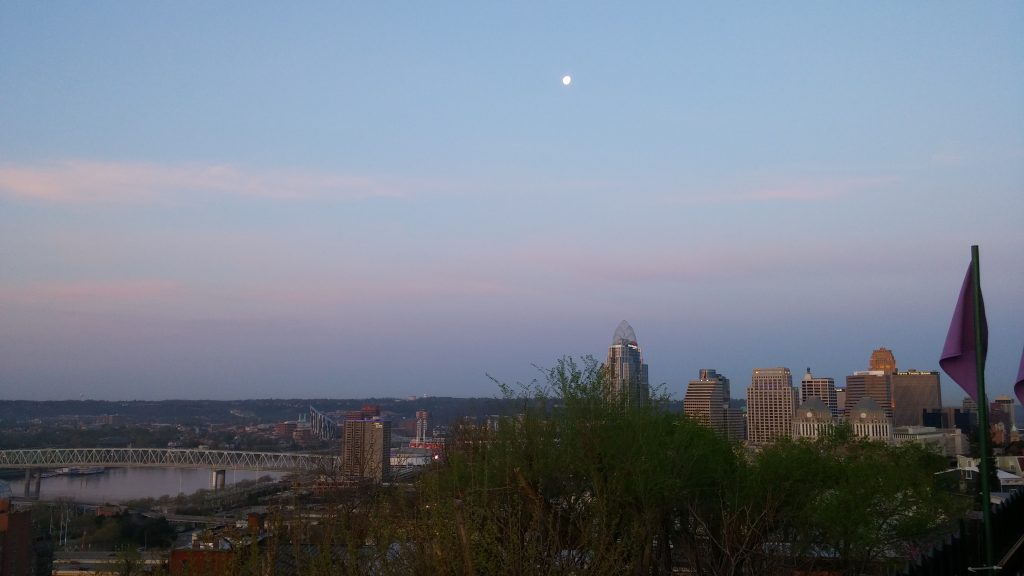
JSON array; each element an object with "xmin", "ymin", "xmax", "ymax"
[{"xmin": 1, "ymin": 2, "xmax": 1022, "ymax": 403}]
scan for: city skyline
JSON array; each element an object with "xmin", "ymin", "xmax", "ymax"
[{"xmin": 1, "ymin": 3, "xmax": 1022, "ymax": 401}]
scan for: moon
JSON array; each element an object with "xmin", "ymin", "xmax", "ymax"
[{"xmin": 562, "ymin": 75, "xmax": 572, "ymax": 86}]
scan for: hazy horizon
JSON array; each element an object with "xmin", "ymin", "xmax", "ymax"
[{"xmin": 2, "ymin": 3, "xmax": 1021, "ymax": 403}]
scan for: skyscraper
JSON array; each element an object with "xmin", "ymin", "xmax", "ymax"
[
  {"xmin": 683, "ymin": 369, "xmax": 730, "ymax": 434},
  {"xmin": 605, "ymin": 320, "xmax": 649, "ymax": 407},
  {"xmin": 845, "ymin": 370, "xmax": 893, "ymax": 420},
  {"xmin": 869, "ymin": 347, "xmax": 897, "ymax": 373},
  {"xmin": 341, "ymin": 406, "xmax": 391, "ymax": 482},
  {"xmin": 415, "ymin": 410, "xmax": 430, "ymax": 443},
  {"xmin": 890, "ymin": 370, "xmax": 942, "ymax": 427},
  {"xmin": 724, "ymin": 405, "xmax": 747, "ymax": 444},
  {"xmin": 993, "ymin": 396, "xmax": 1016, "ymax": 429},
  {"xmin": 746, "ymin": 367, "xmax": 796, "ymax": 445},
  {"xmin": 799, "ymin": 368, "xmax": 838, "ymax": 418}
]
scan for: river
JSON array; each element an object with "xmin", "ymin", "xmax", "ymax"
[{"xmin": 4, "ymin": 468, "xmax": 282, "ymax": 504}]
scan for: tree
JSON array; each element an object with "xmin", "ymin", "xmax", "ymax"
[
  {"xmin": 115, "ymin": 546, "xmax": 143, "ymax": 576},
  {"xmin": 408, "ymin": 355, "xmax": 738, "ymax": 575}
]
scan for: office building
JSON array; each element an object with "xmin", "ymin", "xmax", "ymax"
[
  {"xmin": 845, "ymin": 370, "xmax": 893, "ymax": 420},
  {"xmin": 683, "ymin": 369, "xmax": 730, "ymax": 434},
  {"xmin": 415, "ymin": 410, "xmax": 430, "ymax": 443},
  {"xmin": 341, "ymin": 406, "xmax": 391, "ymax": 482},
  {"xmin": 850, "ymin": 397, "xmax": 892, "ymax": 442},
  {"xmin": 724, "ymin": 404, "xmax": 747, "ymax": 443},
  {"xmin": 835, "ymin": 386, "xmax": 847, "ymax": 417},
  {"xmin": 893, "ymin": 426, "xmax": 966, "ymax": 457},
  {"xmin": 799, "ymin": 368, "xmax": 838, "ymax": 418},
  {"xmin": 963, "ymin": 397, "xmax": 978, "ymax": 413},
  {"xmin": 746, "ymin": 367, "xmax": 797, "ymax": 445},
  {"xmin": 869, "ymin": 347, "xmax": 897, "ymax": 373},
  {"xmin": 990, "ymin": 398, "xmax": 1014, "ymax": 446},
  {"xmin": 891, "ymin": 370, "xmax": 942, "ymax": 427},
  {"xmin": 274, "ymin": 421, "xmax": 297, "ymax": 439},
  {"xmin": 923, "ymin": 407, "xmax": 975, "ymax": 435},
  {"xmin": 993, "ymin": 396, "xmax": 1016, "ymax": 429},
  {"xmin": 792, "ymin": 397, "xmax": 835, "ymax": 440},
  {"xmin": 605, "ymin": 320, "xmax": 649, "ymax": 408}
]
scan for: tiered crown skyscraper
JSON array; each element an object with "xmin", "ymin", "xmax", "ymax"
[
  {"xmin": 605, "ymin": 320, "xmax": 649, "ymax": 408},
  {"xmin": 869, "ymin": 347, "xmax": 897, "ymax": 373}
]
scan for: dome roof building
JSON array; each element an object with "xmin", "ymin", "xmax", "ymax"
[
  {"xmin": 850, "ymin": 397, "xmax": 892, "ymax": 442},
  {"xmin": 792, "ymin": 397, "xmax": 836, "ymax": 440}
]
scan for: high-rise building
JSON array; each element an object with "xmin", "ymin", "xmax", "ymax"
[
  {"xmin": 415, "ymin": 410, "xmax": 430, "ymax": 443},
  {"xmin": 993, "ymin": 396, "xmax": 1016, "ymax": 429},
  {"xmin": 605, "ymin": 320, "xmax": 649, "ymax": 408},
  {"xmin": 962, "ymin": 397, "xmax": 978, "ymax": 414},
  {"xmin": 869, "ymin": 347, "xmax": 897, "ymax": 373},
  {"xmin": 990, "ymin": 397, "xmax": 1015, "ymax": 446},
  {"xmin": 923, "ymin": 407, "xmax": 975, "ymax": 434},
  {"xmin": 724, "ymin": 404, "xmax": 747, "ymax": 444},
  {"xmin": 683, "ymin": 369, "xmax": 730, "ymax": 434},
  {"xmin": 799, "ymin": 368, "xmax": 838, "ymax": 418},
  {"xmin": 835, "ymin": 386, "xmax": 847, "ymax": 417},
  {"xmin": 845, "ymin": 370, "xmax": 893, "ymax": 420},
  {"xmin": 341, "ymin": 406, "xmax": 391, "ymax": 482},
  {"xmin": 746, "ymin": 367, "xmax": 796, "ymax": 445},
  {"xmin": 890, "ymin": 370, "xmax": 942, "ymax": 427}
]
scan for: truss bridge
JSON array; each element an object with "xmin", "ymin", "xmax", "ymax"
[{"xmin": 0, "ymin": 448, "xmax": 341, "ymax": 498}]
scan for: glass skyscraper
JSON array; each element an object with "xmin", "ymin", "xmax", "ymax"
[{"xmin": 605, "ymin": 320, "xmax": 649, "ymax": 408}]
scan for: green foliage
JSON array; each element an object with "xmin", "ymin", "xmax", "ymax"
[
  {"xmin": 402, "ymin": 356, "xmax": 966, "ymax": 576},
  {"xmin": 24, "ymin": 357, "xmax": 964, "ymax": 576}
]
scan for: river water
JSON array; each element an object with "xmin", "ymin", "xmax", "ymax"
[{"xmin": 5, "ymin": 468, "xmax": 282, "ymax": 504}]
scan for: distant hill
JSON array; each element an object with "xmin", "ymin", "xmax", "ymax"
[
  {"xmin": 0, "ymin": 397, "xmax": 525, "ymax": 427},
  {"xmin": 0, "ymin": 397, "xmax": 685, "ymax": 426}
]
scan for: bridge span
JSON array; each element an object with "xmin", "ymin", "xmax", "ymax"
[
  {"xmin": 0, "ymin": 447, "xmax": 341, "ymax": 472},
  {"xmin": 0, "ymin": 448, "xmax": 341, "ymax": 498}
]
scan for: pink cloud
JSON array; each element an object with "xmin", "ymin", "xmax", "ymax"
[
  {"xmin": 493, "ymin": 239, "xmax": 925, "ymax": 287},
  {"xmin": 0, "ymin": 280, "xmax": 182, "ymax": 307},
  {"xmin": 0, "ymin": 160, "xmax": 413, "ymax": 203}
]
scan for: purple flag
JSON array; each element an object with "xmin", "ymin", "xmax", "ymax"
[
  {"xmin": 1015, "ymin": 347, "xmax": 1024, "ymax": 408},
  {"xmin": 940, "ymin": 264, "xmax": 988, "ymax": 401}
]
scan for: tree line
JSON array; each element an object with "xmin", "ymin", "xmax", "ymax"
[{"xmin": 39, "ymin": 356, "xmax": 966, "ymax": 575}]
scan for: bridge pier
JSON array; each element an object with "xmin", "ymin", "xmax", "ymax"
[
  {"xmin": 210, "ymin": 469, "xmax": 226, "ymax": 491},
  {"xmin": 23, "ymin": 469, "xmax": 40, "ymax": 499}
]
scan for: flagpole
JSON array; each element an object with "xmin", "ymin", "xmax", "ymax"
[{"xmin": 972, "ymin": 244, "xmax": 994, "ymax": 569}]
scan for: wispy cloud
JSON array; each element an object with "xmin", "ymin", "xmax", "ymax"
[
  {"xmin": 0, "ymin": 160, "xmax": 414, "ymax": 203},
  {"xmin": 0, "ymin": 279, "xmax": 182, "ymax": 307},
  {"xmin": 662, "ymin": 174, "xmax": 897, "ymax": 205},
  {"xmin": 737, "ymin": 175, "xmax": 899, "ymax": 202}
]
